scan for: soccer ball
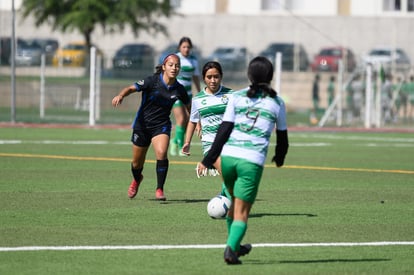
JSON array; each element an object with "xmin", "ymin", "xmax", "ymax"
[{"xmin": 207, "ymin": 195, "xmax": 232, "ymax": 219}]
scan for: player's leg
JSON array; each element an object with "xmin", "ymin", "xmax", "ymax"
[
  {"xmin": 224, "ymin": 158, "xmax": 262, "ymax": 263},
  {"xmin": 213, "ymin": 157, "xmax": 230, "ymax": 198},
  {"xmin": 129, "ymin": 144, "xmax": 148, "ymax": 199},
  {"xmin": 170, "ymin": 101, "xmax": 182, "ymax": 156},
  {"xmin": 171, "ymin": 101, "xmax": 188, "ymax": 157},
  {"xmin": 128, "ymin": 129, "xmax": 150, "ymax": 199},
  {"xmin": 152, "ymin": 133, "xmax": 170, "ymax": 201}
]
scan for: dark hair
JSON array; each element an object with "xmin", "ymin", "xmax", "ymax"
[
  {"xmin": 155, "ymin": 54, "xmax": 180, "ymax": 74},
  {"xmin": 178, "ymin": 36, "xmax": 193, "ymax": 49},
  {"xmin": 202, "ymin": 61, "xmax": 223, "ymax": 79},
  {"xmin": 247, "ymin": 56, "xmax": 276, "ymax": 98}
]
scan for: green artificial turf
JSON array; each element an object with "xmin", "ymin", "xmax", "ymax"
[{"xmin": 0, "ymin": 127, "xmax": 413, "ymax": 274}]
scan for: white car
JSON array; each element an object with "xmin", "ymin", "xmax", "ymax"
[
  {"xmin": 208, "ymin": 46, "xmax": 249, "ymax": 70},
  {"xmin": 363, "ymin": 46, "xmax": 411, "ymax": 71}
]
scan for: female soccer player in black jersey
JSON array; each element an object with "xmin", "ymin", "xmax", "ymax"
[{"xmin": 112, "ymin": 54, "xmax": 190, "ymax": 201}]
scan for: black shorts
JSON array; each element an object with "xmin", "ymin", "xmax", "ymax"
[{"xmin": 131, "ymin": 124, "xmax": 171, "ymax": 147}]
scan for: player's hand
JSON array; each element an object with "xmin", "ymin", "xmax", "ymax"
[
  {"xmin": 181, "ymin": 143, "xmax": 191, "ymax": 156},
  {"xmin": 271, "ymin": 155, "xmax": 284, "ymax": 167},
  {"xmin": 112, "ymin": 95, "xmax": 123, "ymax": 107},
  {"xmin": 196, "ymin": 162, "xmax": 208, "ymax": 178}
]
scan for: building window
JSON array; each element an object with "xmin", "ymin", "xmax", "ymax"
[
  {"xmin": 170, "ymin": 0, "xmax": 181, "ymax": 9},
  {"xmin": 262, "ymin": 0, "xmax": 284, "ymax": 10},
  {"xmin": 408, "ymin": 0, "xmax": 414, "ymax": 11},
  {"xmin": 383, "ymin": 0, "xmax": 401, "ymax": 11},
  {"xmin": 383, "ymin": 0, "xmax": 414, "ymax": 12}
]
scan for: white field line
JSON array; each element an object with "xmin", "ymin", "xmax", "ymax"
[
  {"xmin": 2, "ymin": 139, "xmax": 414, "ymax": 148},
  {"xmin": 1, "ymin": 242, "xmax": 413, "ymax": 252}
]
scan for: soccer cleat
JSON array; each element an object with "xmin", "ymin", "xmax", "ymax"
[
  {"xmin": 155, "ymin": 188, "xmax": 166, "ymax": 201},
  {"xmin": 237, "ymin": 244, "xmax": 252, "ymax": 257},
  {"xmin": 128, "ymin": 175, "xmax": 143, "ymax": 199},
  {"xmin": 224, "ymin": 246, "xmax": 242, "ymax": 265},
  {"xmin": 169, "ymin": 140, "xmax": 178, "ymax": 156}
]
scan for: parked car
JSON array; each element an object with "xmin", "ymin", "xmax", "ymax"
[
  {"xmin": 362, "ymin": 46, "xmax": 411, "ymax": 71},
  {"xmin": 0, "ymin": 37, "xmax": 25, "ymax": 65},
  {"xmin": 207, "ymin": 46, "xmax": 249, "ymax": 70},
  {"xmin": 259, "ymin": 43, "xmax": 309, "ymax": 71},
  {"xmin": 25, "ymin": 38, "xmax": 59, "ymax": 65},
  {"xmin": 52, "ymin": 41, "xmax": 104, "ymax": 67},
  {"xmin": 311, "ymin": 47, "xmax": 357, "ymax": 72},
  {"xmin": 158, "ymin": 43, "xmax": 203, "ymax": 65},
  {"xmin": 14, "ymin": 39, "xmax": 44, "ymax": 66},
  {"xmin": 112, "ymin": 43, "xmax": 155, "ymax": 71}
]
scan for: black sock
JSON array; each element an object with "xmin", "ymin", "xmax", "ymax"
[
  {"xmin": 131, "ymin": 163, "xmax": 143, "ymax": 183},
  {"xmin": 156, "ymin": 159, "xmax": 169, "ymax": 190}
]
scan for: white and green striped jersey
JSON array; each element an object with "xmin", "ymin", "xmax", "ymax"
[
  {"xmin": 176, "ymin": 52, "xmax": 200, "ymax": 95},
  {"xmin": 190, "ymin": 86, "xmax": 233, "ymax": 146},
  {"xmin": 221, "ymin": 87, "xmax": 287, "ymax": 166}
]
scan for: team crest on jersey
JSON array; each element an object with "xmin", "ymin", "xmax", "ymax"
[
  {"xmin": 137, "ymin": 80, "xmax": 144, "ymax": 85},
  {"xmin": 221, "ymin": 95, "xmax": 229, "ymax": 104}
]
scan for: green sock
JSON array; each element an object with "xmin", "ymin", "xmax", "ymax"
[
  {"xmin": 175, "ymin": 125, "xmax": 185, "ymax": 148},
  {"xmin": 227, "ymin": 220, "xmax": 247, "ymax": 252},
  {"xmin": 226, "ymin": 216, "xmax": 233, "ymax": 235}
]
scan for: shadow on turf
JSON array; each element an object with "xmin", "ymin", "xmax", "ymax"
[
  {"xmin": 152, "ymin": 198, "xmax": 210, "ymax": 204},
  {"xmin": 245, "ymin": 258, "xmax": 390, "ymax": 265},
  {"xmin": 278, "ymin": 258, "xmax": 391, "ymax": 264},
  {"xmin": 249, "ymin": 213, "xmax": 317, "ymax": 218}
]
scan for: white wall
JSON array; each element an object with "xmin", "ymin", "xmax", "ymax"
[
  {"xmin": 0, "ymin": 0, "xmax": 22, "ymax": 11},
  {"xmin": 176, "ymin": 0, "xmax": 215, "ymax": 14},
  {"xmin": 227, "ymin": 0, "xmax": 262, "ymax": 15},
  {"xmin": 289, "ymin": 0, "xmax": 337, "ymax": 16},
  {"xmin": 351, "ymin": 0, "xmax": 382, "ymax": 16}
]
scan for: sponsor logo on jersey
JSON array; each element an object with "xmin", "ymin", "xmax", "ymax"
[{"xmin": 221, "ymin": 95, "xmax": 229, "ymax": 104}]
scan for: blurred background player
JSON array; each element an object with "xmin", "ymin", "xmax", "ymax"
[{"xmin": 169, "ymin": 37, "xmax": 201, "ymax": 156}]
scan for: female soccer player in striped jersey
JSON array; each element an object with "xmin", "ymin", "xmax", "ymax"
[
  {"xmin": 181, "ymin": 61, "xmax": 232, "ymax": 197},
  {"xmin": 197, "ymin": 56, "xmax": 289, "ymax": 264},
  {"xmin": 181, "ymin": 61, "xmax": 232, "ymax": 171},
  {"xmin": 169, "ymin": 37, "xmax": 201, "ymax": 156}
]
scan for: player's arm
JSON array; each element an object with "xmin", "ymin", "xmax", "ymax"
[
  {"xmin": 182, "ymin": 121, "xmax": 197, "ymax": 156},
  {"xmin": 271, "ymin": 129, "xmax": 289, "ymax": 167},
  {"xmin": 112, "ymin": 85, "xmax": 136, "ymax": 107}
]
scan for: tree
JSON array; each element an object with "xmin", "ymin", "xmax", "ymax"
[{"xmin": 20, "ymin": 0, "xmax": 172, "ymax": 50}]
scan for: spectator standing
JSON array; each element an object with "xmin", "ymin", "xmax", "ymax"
[
  {"xmin": 381, "ymin": 73, "xmax": 394, "ymax": 123},
  {"xmin": 327, "ymin": 75, "xmax": 335, "ymax": 107},
  {"xmin": 312, "ymin": 74, "xmax": 320, "ymax": 114},
  {"xmin": 310, "ymin": 74, "xmax": 320, "ymax": 124}
]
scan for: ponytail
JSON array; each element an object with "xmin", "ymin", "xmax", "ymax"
[{"xmin": 247, "ymin": 82, "xmax": 277, "ymax": 98}]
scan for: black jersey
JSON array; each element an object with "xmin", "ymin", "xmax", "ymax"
[{"xmin": 132, "ymin": 73, "xmax": 189, "ymax": 129}]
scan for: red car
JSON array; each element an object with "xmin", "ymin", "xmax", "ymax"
[{"xmin": 311, "ymin": 47, "xmax": 357, "ymax": 72}]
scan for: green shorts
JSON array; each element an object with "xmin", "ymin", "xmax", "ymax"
[{"xmin": 221, "ymin": 156, "xmax": 264, "ymax": 204}]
